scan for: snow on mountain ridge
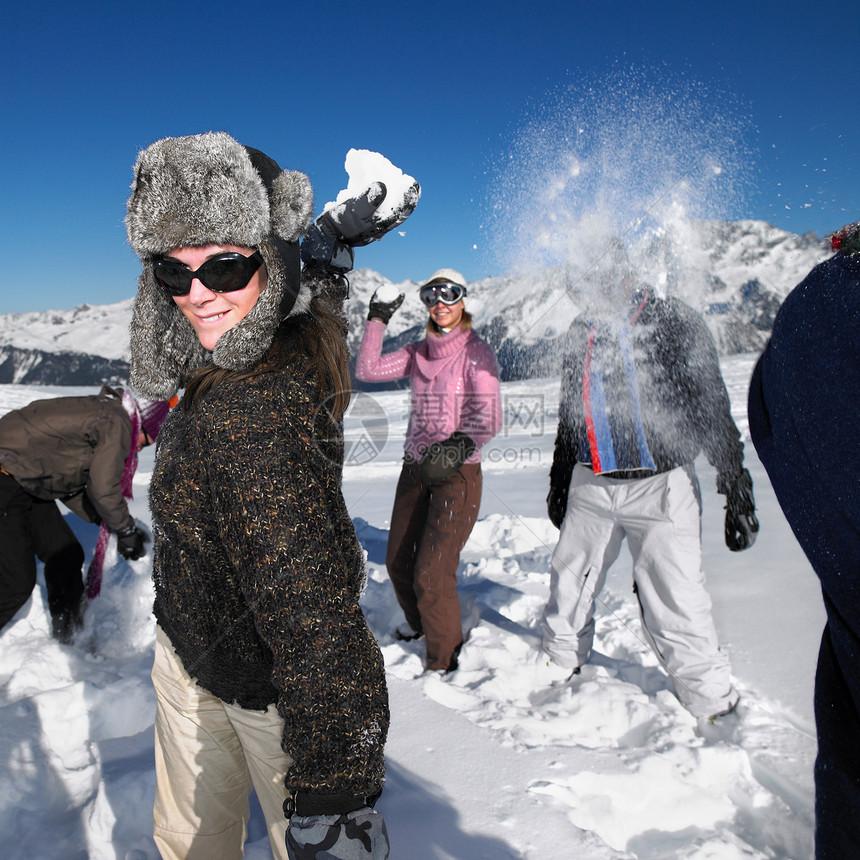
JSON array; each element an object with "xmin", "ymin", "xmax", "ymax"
[
  {"xmin": 0, "ymin": 297, "xmax": 135, "ymax": 361},
  {"xmin": 695, "ymin": 219, "xmax": 825, "ymax": 298},
  {"xmin": 0, "ymin": 221, "xmax": 832, "ymax": 385}
]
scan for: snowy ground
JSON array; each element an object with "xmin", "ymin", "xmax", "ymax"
[{"xmin": 0, "ymin": 356, "xmax": 825, "ymax": 859}]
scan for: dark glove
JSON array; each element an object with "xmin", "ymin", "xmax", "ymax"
[
  {"xmin": 718, "ymin": 468, "xmax": 759, "ymax": 552},
  {"xmin": 319, "ymin": 180, "xmax": 420, "ymax": 247},
  {"xmin": 115, "ymin": 522, "xmax": 149, "ymax": 560},
  {"xmin": 301, "ymin": 180, "xmax": 421, "ymax": 273},
  {"xmin": 547, "ymin": 438, "xmax": 576, "ymax": 529},
  {"xmin": 547, "ymin": 484, "xmax": 569, "ymax": 530},
  {"xmin": 367, "ymin": 289, "xmax": 405, "ymax": 324},
  {"xmin": 420, "ymin": 432, "xmax": 476, "ymax": 484}
]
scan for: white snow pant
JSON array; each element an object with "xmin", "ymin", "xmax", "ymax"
[
  {"xmin": 152, "ymin": 626, "xmax": 293, "ymax": 860},
  {"xmin": 542, "ymin": 463, "xmax": 737, "ymax": 718}
]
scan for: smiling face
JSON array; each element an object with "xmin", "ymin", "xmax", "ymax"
[
  {"xmin": 428, "ymin": 298, "xmax": 465, "ymax": 330},
  {"xmin": 166, "ymin": 244, "xmax": 267, "ymax": 351}
]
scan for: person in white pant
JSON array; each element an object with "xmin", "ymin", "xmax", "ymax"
[{"xmin": 542, "ymin": 241, "xmax": 759, "ymax": 720}]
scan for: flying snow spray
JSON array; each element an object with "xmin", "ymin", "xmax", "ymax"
[{"xmin": 485, "ymin": 65, "xmax": 755, "ymax": 327}]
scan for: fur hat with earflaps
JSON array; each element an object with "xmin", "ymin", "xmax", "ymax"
[{"xmin": 125, "ymin": 132, "xmax": 314, "ymax": 400}]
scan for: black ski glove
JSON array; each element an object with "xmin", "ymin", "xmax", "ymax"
[
  {"xmin": 367, "ymin": 288, "xmax": 405, "ymax": 325},
  {"xmin": 717, "ymin": 468, "xmax": 759, "ymax": 552},
  {"xmin": 301, "ymin": 180, "xmax": 421, "ymax": 273},
  {"xmin": 547, "ymin": 435, "xmax": 576, "ymax": 529},
  {"xmin": 420, "ymin": 432, "xmax": 476, "ymax": 484},
  {"xmin": 115, "ymin": 522, "xmax": 148, "ymax": 561},
  {"xmin": 547, "ymin": 483, "xmax": 569, "ymax": 530}
]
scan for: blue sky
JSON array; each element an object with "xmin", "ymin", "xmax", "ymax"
[{"xmin": 2, "ymin": 0, "xmax": 857, "ymax": 313}]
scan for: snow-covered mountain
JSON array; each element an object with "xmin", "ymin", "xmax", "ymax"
[
  {"xmin": 0, "ymin": 299, "xmax": 133, "ymax": 385},
  {"xmin": 0, "ymin": 221, "xmax": 830, "ymax": 386}
]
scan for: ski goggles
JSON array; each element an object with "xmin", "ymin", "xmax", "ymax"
[
  {"xmin": 152, "ymin": 251, "xmax": 264, "ymax": 297},
  {"xmin": 419, "ymin": 282, "xmax": 466, "ymax": 308}
]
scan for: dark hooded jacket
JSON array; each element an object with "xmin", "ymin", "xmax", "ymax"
[
  {"xmin": 0, "ymin": 386, "xmax": 135, "ymax": 532},
  {"xmin": 550, "ymin": 290, "xmax": 745, "ymax": 519}
]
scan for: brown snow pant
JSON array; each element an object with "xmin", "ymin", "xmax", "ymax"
[{"xmin": 386, "ymin": 461, "xmax": 482, "ymax": 671}]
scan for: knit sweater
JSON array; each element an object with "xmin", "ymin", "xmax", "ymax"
[
  {"xmin": 355, "ymin": 320, "xmax": 502, "ymax": 461},
  {"xmin": 149, "ymin": 358, "xmax": 388, "ymax": 797}
]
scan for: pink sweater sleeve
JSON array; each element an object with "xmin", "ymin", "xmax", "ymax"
[
  {"xmin": 355, "ymin": 320, "xmax": 413, "ymax": 383},
  {"xmin": 462, "ymin": 341, "xmax": 503, "ymax": 450}
]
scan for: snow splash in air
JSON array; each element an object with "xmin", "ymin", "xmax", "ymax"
[{"xmin": 486, "ymin": 65, "xmax": 756, "ymax": 311}]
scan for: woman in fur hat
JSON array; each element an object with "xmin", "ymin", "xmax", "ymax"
[
  {"xmin": 355, "ymin": 269, "xmax": 502, "ymax": 674},
  {"xmin": 125, "ymin": 132, "xmax": 418, "ymax": 860}
]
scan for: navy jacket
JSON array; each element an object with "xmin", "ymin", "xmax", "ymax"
[
  {"xmin": 748, "ymin": 250, "xmax": 860, "ymax": 860},
  {"xmin": 748, "ymin": 253, "xmax": 860, "ymax": 593}
]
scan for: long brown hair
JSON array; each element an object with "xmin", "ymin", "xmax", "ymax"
[{"xmin": 181, "ymin": 295, "xmax": 351, "ymax": 418}]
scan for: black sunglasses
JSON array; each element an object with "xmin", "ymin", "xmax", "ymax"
[
  {"xmin": 419, "ymin": 282, "xmax": 466, "ymax": 308},
  {"xmin": 152, "ymin": 251, "xmax": 264, "ymax": 297}
]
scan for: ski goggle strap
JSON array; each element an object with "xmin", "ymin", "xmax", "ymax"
[
  {"xmin": 419, "ymin": 281, "xmax": 466, "ymax": 307},
  {"xmin": 152, "ymin": 251, "xmax": 264, "ymax": 296}
]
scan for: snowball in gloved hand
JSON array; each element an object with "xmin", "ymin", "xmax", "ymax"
[{"xmin": 320, "ymin": 149, "xmax": 420, "ymax": 246}]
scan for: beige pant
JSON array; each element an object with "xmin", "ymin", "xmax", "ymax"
[{"xmin": 152, "ymin": 626, "xmax": 293, "ymax": 860}]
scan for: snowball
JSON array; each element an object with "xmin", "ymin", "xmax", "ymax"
[
  {"xmin": 324, "ymin": 149, "xmax": 417, "ymax": 222},
  {"xmin": 374, "ymin": 283, "xmax": 404, "ymax": 303}
]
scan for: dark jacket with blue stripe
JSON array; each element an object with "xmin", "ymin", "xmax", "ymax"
[{"xmin": 549, "ymin": 290, "xmax": 745, "ymax": 523}]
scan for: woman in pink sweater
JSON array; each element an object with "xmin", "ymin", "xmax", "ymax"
[{"xmin": 356, "ymin": 269, "xmax": 502, "ymax": 672}]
